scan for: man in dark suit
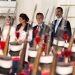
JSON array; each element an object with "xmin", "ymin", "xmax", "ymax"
[
  {"xmin": 33, "ymin": 12, "xmax": 44, "ymax": 38},
  {"xmin": 51, "ymin": 7, "xmax": 72, "ymax": 45},
  {"xmin": 30, "ymin": 12, "xmax": 49, "ymax": 47},
  {"xmin": 33, "ymin": 12, "xmax": 50, "ymax": 38},
  {"xmin": 50, "ymin": 7, "xmax": 72, "ymax": 62}
]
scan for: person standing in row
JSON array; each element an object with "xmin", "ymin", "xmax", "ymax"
[
  {"xmin": 0, "ymin": 16, "xmax": 15, "ymax": 53},
  {"xmin": 29, "ymin": 12, "xmax": 50, "ymax": 47},
  {"xmin": 1, "ymin": 16, "xmax": 15, "ymax": 42},
  {"xmin": 51, "ymin": 7, "xmax": 72, "ymax": 45},
  {"xmin": 51, "ymin": 7, "xmax": 72, "ymax": 62},
  {"xmin": 33, "ymin": 12, "xmax": 49, "ymax": 38},
  {"xmin": 16, "ymin": 13, "xmax": 33, "ymax": 62},
  {"xmin": 16, "ymin": 13, "xmax": 32, "ymax": 43}
]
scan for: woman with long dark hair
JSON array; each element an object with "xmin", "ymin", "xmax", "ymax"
[
  {"xmin": 15, "ymin": 13, "xmax": 32, "ymax": 61},
  {"xmin": 15, "ymin": 13, "xmax": 32, "ymax": 43}
]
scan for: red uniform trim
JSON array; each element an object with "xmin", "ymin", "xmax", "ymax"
[
  {"xmin": 58, "ymin": 54, "xmax": 62, "ymax": 57},
  {"xmin": 42, "ymin": 72, "xmax": 50, "ymax": 75},
  {"xmin": 71, "ymin": 62, "xmax": 75, "ymax": 66},
  {"xmin": 20, "ymin": 71, "xmax": 27, "ymax": 75},
  {"xmin": 28, "ymin": 65, "xmax": 33, "ymax": 70},
  {"xmin": 12, "ymin": 57, "xmax": 20, "ymax": 61}
]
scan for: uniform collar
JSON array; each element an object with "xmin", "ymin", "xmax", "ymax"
[
  {"xmin": 58, "ymin": 54, "xmax": 62, "ymax": 57},
  {"xmin": 42, "ymin": 72, "xmax": 50, "ymax": 75},
  {"xmin": 20, "ymin": 71, "xmax": 27, "ymax": 75},
  {"xmin": 12, "ymin": 56, "xmax": 20, "ymax": 61},
  {"xmin": 28, "ymin": 65, "xmax": 33, "ymax": 70},
  {"xmin": 72, "ymin": 62, "xmax": 75, "ymax": 66}
]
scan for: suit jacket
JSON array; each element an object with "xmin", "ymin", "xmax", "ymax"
[
  {"xmin": 51, "ymin": 18, "xmax": 72, "ymax": 45},
  {"xmin": 29, "ymin": 23, "xmax": 50, "ymax": 47},
  {"xmin": 33, "ymin": 23, "xmax": 50, "ymax": 39}
]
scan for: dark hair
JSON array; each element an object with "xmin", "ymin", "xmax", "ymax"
[
  {"xmin": 8, "ymin": 16, "xmax": 11, "ymax": 19},
  {"xmin": 0, "ymin": 67, "xmax": 10, "ymax": 75},
  {"xmin": 36, "ymin": 12, "xmax": 44, "ymax": 18},
  {"xmin": 28, "ymin": 56, "xmax": 35, "ymax": 64},
  {"xmin": 7, "ymin": 16, "xmax": 12, "ymax": 26},
  {"xmin": 9, "ymin": 50, "xmax": 20, "ymax": 56},
  {"xmin": 39, "ymin": 63, "xmax": 51, "ymax": 70},
  {"xmin": 56, "ymin": 7, "xmax": 63, "ymax": 12},
  {"xmin": 19, "ymin": 13, "xmax": 29, "ymax": 22}
]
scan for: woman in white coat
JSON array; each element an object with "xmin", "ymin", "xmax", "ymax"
[
  {"xmin": 16, "ymin": 13, "xmax": 33, "ymax": 62},
  {"xmin": 1, "ymin": 16, "xmax": 15, "ymax": 42},
  {"xmin": 0, "ymin": 16, "xmax": 15, "ymax": 54}
]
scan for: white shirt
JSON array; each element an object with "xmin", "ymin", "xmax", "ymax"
[
  {"xmin": 37, "ymin": 23, "xmax": 42, "ymax": 31},
  {"xmin": 55, "ymin": 18, "xmax": 62, "ymax": 32},
  {"xmin": 57, "ymin": 17, "xmax": 62, "ymax": 25},
  {"xmin": 1, "ymin": 25, "xmax": 15, "ymax": 42},
  {"xmin": 17, "ymin": 26, "xmax": 33, "ymax": 42}
]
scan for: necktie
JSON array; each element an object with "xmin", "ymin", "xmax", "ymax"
[
  {"xmin": 55, "ymin": 20, "xmax": 59, "ymax": 33},
  {"xmin": 37, "ymin": 25, "xmax": 41, "ymax": 31}
]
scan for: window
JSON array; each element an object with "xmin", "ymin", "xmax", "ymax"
[
  {"xmin": 11, "ymin": 0, "xmax": 16, "ymax": 1},
  {"xmin": 0, "ymin": 0, "xmax": 16, "ymax": 1},
  {"xmin": 0, "ymin": 0, "xmax": 8, "ymax": 1}
]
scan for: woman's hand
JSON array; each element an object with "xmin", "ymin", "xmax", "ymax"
[
  {"xmin": 19, "ymin": 40, "xmax": 25, "ymax": 43},
  {"xmin": 49, "ymin": 46, "xmax": 54, "ymax": 55},
  {"xmin": 15, "ymin": 38, "xmax": 17, "ymax": 41},
  {"xmin": 15, "ymin": 38, "xmax": 25, "ymax": 43}
]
